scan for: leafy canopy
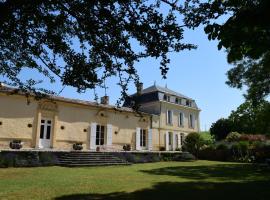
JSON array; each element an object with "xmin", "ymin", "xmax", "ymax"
[
  {"xmin": 0, "ymin": 0, "xmax": 195, "ymax": 102},
  {"xmin": 182, "ymin": 0, "xmax": 270, "ymax": 103}
]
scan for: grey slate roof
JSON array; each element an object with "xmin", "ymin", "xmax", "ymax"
[{"xmin": 140, "ymin": 85, "xmax": 193, "ymax": 100}]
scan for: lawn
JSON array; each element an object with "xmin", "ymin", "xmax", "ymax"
[{"xmin": 0, "ymin": 160, "xmax": 270, "ymax": 200}]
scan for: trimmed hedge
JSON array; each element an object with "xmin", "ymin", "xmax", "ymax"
[{"xmin": 0, "ymin": 151, "xmax": 60, "ymax": 168}]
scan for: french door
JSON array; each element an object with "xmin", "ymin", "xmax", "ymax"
[{"xmin": 39, "ymin": 119, "xmax": 52, "ymax": 148}]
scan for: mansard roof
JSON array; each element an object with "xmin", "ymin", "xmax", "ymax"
[{"xmin": 140, "ymin": 85, "xmax": 193, "ymax": 100}]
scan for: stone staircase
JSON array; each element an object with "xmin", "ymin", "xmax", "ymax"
[{"xmin": 57, "ymin": 151, "xmax": 130, "ymax": 167}]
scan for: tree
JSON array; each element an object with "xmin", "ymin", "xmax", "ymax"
[
  {"xmin": 183, "ymin": 132, "xmax": 204, "ymax": 157},
  {"xmin": 210, "ymin": 118, "xmax": 234, "ymax": 141},
  {"xmin": 0, "ymin": 0, "xmax": 195, "ymax": 103},
  {"xmin": 229, "ymin": 100, "xmax": 270, "ymax": 134},
  {"xmin": 182, "ymin": 0, "xmax": 270, "ymax": 103}
]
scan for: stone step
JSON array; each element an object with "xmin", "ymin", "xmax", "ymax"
[
  {"xmin": 57, "ymin": 152, "xmax": 130, "ymax": 167},
  {"xmin": 59, "ymin": 160, "xmax": 126, "ymax": 164},
  {"xmin": 58, "ymin": 162, "xmax": 130, "ymax": 167}
]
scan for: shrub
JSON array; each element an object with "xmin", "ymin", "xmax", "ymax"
[
  {"xmin": 239, "ymin": 134, "xmax": 267, "ymax": 142},
  {"xmin": 216, "ymin": 143, "xmax": 229, "ymax": 150},
  {"xmin": 226, "ymin": 132, "xmax": 241, "ymax": 142},
  {"xmin": 183, "ymin": 132, "xmax": 204, "ymax": 157}
]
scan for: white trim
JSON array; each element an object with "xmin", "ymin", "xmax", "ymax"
[
  {"xmin": 165, "ymin": 131, "xmax": 169, "ymax": 151},
  {"xmin": 136, "ymin": 127, "xmax": 141, "ymax": 150},
  {"xmin": 148, "ymin": 129, "xmax": 152, "ymax": 151},
  {"xmin": 106, "ymin": 124, "xmax": 113, "ymax": 146},
  {"xmin": 90, "ymin": 122, "xmax": 97, "ymax": 150}
]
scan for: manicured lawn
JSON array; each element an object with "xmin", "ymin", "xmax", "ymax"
[{"xmin": 0, "ymin": 161, "xmax": 270, "ymax": 200}]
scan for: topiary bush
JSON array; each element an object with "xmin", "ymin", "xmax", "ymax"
[{"xmin": 226, "ymin": 132, "xmax": 241, "ymax": 142}]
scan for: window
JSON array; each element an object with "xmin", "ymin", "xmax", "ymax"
[
  {"xmin": 40, "ymin": 119, "xmax": 52, "ymax": 140},
  {"xmin": 189, "ymin": 114, "xmax": 194, "ymax": 129},
  {"xmin": 179, "ymin": 112, "xmax": 184, "ymax": 127},
  {"xmin": 163, "ymin": 94, "xmax": 167, "ymax": 101},
  {"xmin": 96, "ymin": 124, "xmax": 105, "ymax": 145},
  {"xmin": 186, "ymin": 100, "xmax": 190, "ymax": 106},
  {"xmin": 168, "ymin": 132, "xmax": 173, "ymax": 145},
  {"xmin": 140, "ymin": 129, "xmax": 147, "ymax": 147},
  {"xmin": 163, "ymin": 94, "xmax": 170, "ymax": 102},
  {"xmin": 180, "ymin": 133, "xmax": 184, "ymax": 146},
  {"xmin": 167, "ymin": 110, "xmax": 173, "ymax": 125},
  {"xmin": 175, "ymin": 98, "xmax": 178, "ymax": 104}
]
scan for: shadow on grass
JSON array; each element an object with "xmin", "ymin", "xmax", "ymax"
[
  {"xmin": 141, "ymin": 163, "xmax": 270, "ymax": 181},
  {"xmin": 55, "ymin": 180, "xmax": 270, "ymax": 200},
  {"xmin": 55, "ymin": 164, "xmax": 270, "ymax": 200}
]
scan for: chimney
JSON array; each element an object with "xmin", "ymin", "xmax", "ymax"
[
  {"xmin": 100, "ymin": 95, "xmax": 109, "ymax": 105},
  {"xmin": 137, "ymin": 82, "xmax": 143, "ymax": 95}
]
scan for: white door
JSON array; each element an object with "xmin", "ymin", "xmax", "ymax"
[{"xmin": 39, "ymin": 119, "xmax": 52, "ymax": 149}]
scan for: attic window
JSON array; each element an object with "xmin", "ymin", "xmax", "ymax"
[
  {"xmin": 186, "ymin": 100, "xmax": 192, "ymax": 107},
  {"xmin": 163, "ymin": 94, "xmax": 167, "ymax": 101},
  {"xmin": 175, "ymin": 98, "xmax": 178, "ymax": 104}
]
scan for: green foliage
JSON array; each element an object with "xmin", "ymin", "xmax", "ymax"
[
  {"xmin": 226, "ymin": 132, "xmax": 241, "ymax": 142},
  {"xmin": 183, "ymin": 132, "xmax": 204, "ymax": 156},
  {"xmin": 210, "ymin": 118, "xmax": 234, "ymax": 141},
  {"xmin": 0, "ymin": 1, "xmax": 195, "ymax": 102},
  {"xmin": 229, "ymin": 100, "xmax": 270, "ymax": 134},
  {"xmin": 216, "ymin": 143, "xmax": 229, "ymax": 151},
  {"xmin": 182, "ymin": 0, "xmax": 270, "ymax": 102}
]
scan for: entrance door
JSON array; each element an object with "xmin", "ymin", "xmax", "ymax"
[
  {"xmin": 39, "ymin": 119, "xmax": 52, "ymax": 148},
  {"xmin": 96, "ymin": 124, "xmax": 105, "ymax": 146}
]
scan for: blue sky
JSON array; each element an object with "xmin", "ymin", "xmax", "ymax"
[{"xmin": 0, "ymin": 13, "xmax": 246, "ymax": 131}]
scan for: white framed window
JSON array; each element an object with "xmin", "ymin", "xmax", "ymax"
[
  {"xmin": 180, "ymin": 133, "xmax": 185, "ymax": 146},
  {"xmin": 96, "ymin": 124, "xmax": 105, "ymax": 145},
  {"xmin": 166, "ymin": 110, "xmax": 173, "ymax": 125},
  {"xmin": 140, "ymin": 129, "xmax": 147, "ymax": 147},
  {"xmin": 189, "ymin": 114, "xmax": 195, "ymax": 129},
  {"xmin": 178, "ymin": 112, "xmax": 184, "ymax": 127}
]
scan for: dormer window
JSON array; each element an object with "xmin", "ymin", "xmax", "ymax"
[
  {"xmin": 186, "ymin": 100, "xmax": 191, "ymax": 107},
  {"xmin": 175, "ymin": 98, "xmax": 178, "ymax": 104},
  {"xmin": 163, "ymin": 94, "xmax": 170, "ymax": 102},
  {"xmin": 163, "ymin": 94, "xmax": 167, "ymax": 101}
]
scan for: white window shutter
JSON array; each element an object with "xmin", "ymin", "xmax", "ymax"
[
  {"xmin": 107, "ymin": 124, "xmax": 113, "ymax": 146},
  {"xmin": 177, "ymin": 133, "xmax": 181, "ymax": 148},
  {"xmin": 148, "ymin": 129, "xmax": 152, "ymax": 151},
  {"xmin": 165, "ymin": 131, "xmax": 169, "ymax": 151},
  {"xmin": 136, "ymin": 127, "xmax": 141, "ymax": 150},
  {"xmin": 90, "ymin": 122, "xmax": 97, "ymax": 150}
]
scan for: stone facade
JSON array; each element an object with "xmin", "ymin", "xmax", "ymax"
[{"xmin": 0, "ymin": 84, "xmax": 200, "ymax": 151}]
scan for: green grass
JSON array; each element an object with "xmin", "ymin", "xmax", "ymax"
[{"xmin": 0, "ymin": 161, "xmax": 270, "ymax": 200}]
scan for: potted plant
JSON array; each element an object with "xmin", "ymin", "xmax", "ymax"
[
  {"xmin": 73, "ymin": 142, "xmax": 83, "ymax": 151},
  {"xmin": 123, "ymin": 144, "xmax": 131, "ymax": 151},
  {"xmin": 9, "ymin": 140, "xmax": 22, "ymax": 149},
  {"xmin": 96, "ymin": 146, "xmax": 100, "ymax": 152}
]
